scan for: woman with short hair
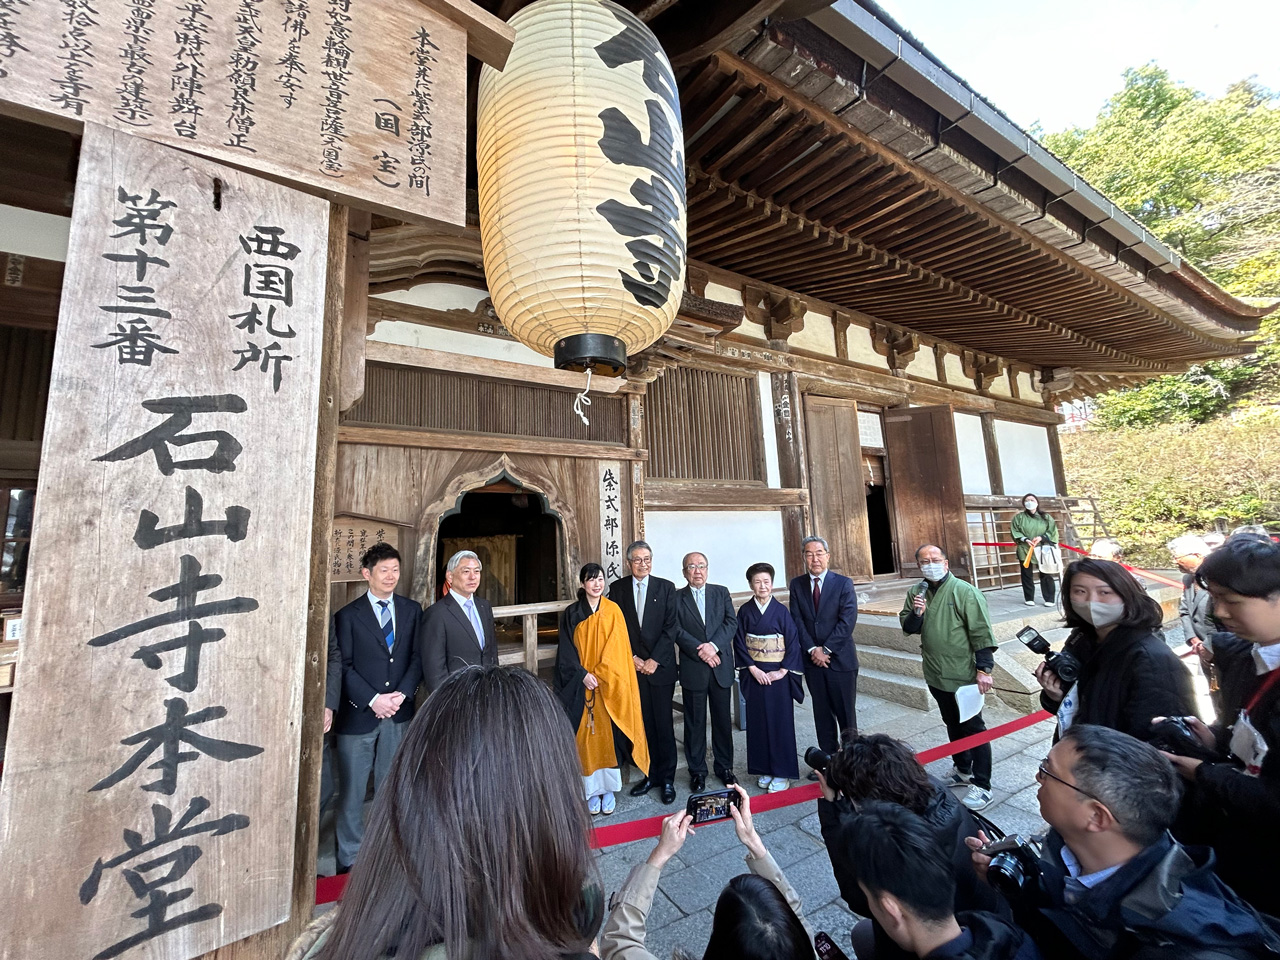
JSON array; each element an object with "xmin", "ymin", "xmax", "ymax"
[
  {"xmin": 555, "ymin": 562, "xmax": 649, "ymax": 816},
  {"xmin": 1035, "ymin": 557, "xmax": 1197, "ymax": 741},
  {"xmin": 293, "ymin": 666, "xmax": 602, "ymax": 960},
  {"xmin": 735, "ymin": 562, "xmax": 804, "ymax": 793},
  {"xmin": 1010, "ymin": 493, "xmax": 1058, "ymax": 607}
]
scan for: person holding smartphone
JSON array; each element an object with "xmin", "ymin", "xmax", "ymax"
[{"xmin": 599, "ymin": 784, "xmax": 814, "ymax": 960}]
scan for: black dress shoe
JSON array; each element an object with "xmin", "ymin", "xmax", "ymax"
[
  {"xmin": 806, "ymin": 770, "xmax": 820, "ymax": 782},
  {"xmin": 690, "ymin": 774, "xmax": 706, "ymax": 793},
  {"xmin": 661, "ymin": 782, "xmax": 677, "ymax": 805},
  {"xmin": 719, "ymin": 772, "xmax": 737, "ymax": 787},
  {"xmin": 629, "ymin": 777, "xmax": 652, "ymax": 797}
]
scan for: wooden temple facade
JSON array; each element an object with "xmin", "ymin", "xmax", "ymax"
[{"xmin": 0, "ymin": 0, "xmax": 1269, "ymax": 957}]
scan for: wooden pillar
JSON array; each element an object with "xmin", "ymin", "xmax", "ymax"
[
  {"xmin": 771, "ymin": 372, "xmax": 809, "ymax": 581},
  {"xmin": 1046, "ymin": 421, "xmax": 1069, "ymax": 496},
  {"xmin": 339, "ymin": 209, "xmax": 371, "ymax": 413},
  {"xmin": 980, "ymin": 413, "xmax": 1005, "ymax": 496}
]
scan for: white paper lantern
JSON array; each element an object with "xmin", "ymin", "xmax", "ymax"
[{"xmin": 477, "ymin": 0, "xmax": 686, "ymax": 375}]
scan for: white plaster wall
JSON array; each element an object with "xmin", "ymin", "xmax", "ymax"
[
  {"xmin": 705, "ymin": 282, "xmax": 743, "ymax": 305},
  {"xmin": 644, "ymin": 510, "xmax": 786, "ymax": 587},
  {"xmin": 905, "ymin": 351, "xmax": 936, "ymax": 380},
  {"xmin": 375, "ymin": 283, "xmax": 490, "ymax": 312},
  {"xmin": 1018, "ymin": 371, "xmax": 1037, "ymax": 397},
  {"xmin": 943, "ymin": 352, "xmax": 967, "ymax": 386},
  {"xmin": 790, "ymin": 310, "xmax": 836, "ymax": 355},
  {"xmin": 953, "ymin": 412, "xmax": 992, "ymax": 495},
  {"xmin": 369, "ymin": 318, "xmax": 555, "ymax": 367},
  {"xmin": 846, "ymin": 323, "xmax": 884, "ymax": 368},
  {"xmin": 988, "ymin": 371, "xmax": 1013, "ymax": 397},
  {"xmin": 0, "ymin": 204, "xmax": 70, "ymax": 261},
  {"xmin": 995, "ymin": 420, "xmax": 1058, "ymax": 496},
  {"xmin": 758, "ymin": 371, "xmax": 781, "ymax": 488},
  {"xmin": 737, "ymin": 318, "xmax": 768, "ymax": 341}
]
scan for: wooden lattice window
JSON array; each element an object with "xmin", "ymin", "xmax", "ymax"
[
  {"xmin": 0, "ymin": 488, "xmax": 34, "ymax": 599},
  {"xmin": 645, "ymin": 367, "xmax": 764, "ymax": 481}
]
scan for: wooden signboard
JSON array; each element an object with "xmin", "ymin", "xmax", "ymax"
[
  {"xmin": 0, "ymin": 0, "xmax": 468, "ymax": 227},
  {"xmin": 0, "ymin": 125, "xmax": 327, "ymax": 960},
  {"xmin": 330, "ymin": 515, "xmax": 399, "ymax": 581}
]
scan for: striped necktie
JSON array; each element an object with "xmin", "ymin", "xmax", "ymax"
[{"xmin": 378, "ymin": 599, "xmax": 394, "ymax": 651}]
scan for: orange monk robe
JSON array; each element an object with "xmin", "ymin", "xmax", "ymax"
[{"xmin": 573, "ymin": 599, "xmax": 649, "ymax": 778}]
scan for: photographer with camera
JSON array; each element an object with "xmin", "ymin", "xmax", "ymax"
[
  {"xmin": 965, "ymin": 724, "xmax": 1280, "ymax": 960},
  {"xmin": 847, "ymin": 803, "xmax": 1040, "ymax": 960},
  {"xmin": 1034, "ymin": 558, "xmax": 1196, "ymax": 742},
  {"xmin": 1158, "ymin": 535, "xmax": 1280, "ymax": 916},
  {"xmin": 815, "ymin": 734, "xmax": 1003, "ymax": 960}
]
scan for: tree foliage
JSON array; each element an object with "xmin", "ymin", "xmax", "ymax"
[{"xmin": 1044, "ymin": 65, "xmax": 1280, "ymax": 298}]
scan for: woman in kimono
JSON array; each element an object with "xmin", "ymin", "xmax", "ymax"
[
  {"xmin": 555, "ymin": 562, "xmax": 649, "ymax": 816},
  {"xmin": 734, "ymin": 562, "xmax": 805, "ymax": 793}
]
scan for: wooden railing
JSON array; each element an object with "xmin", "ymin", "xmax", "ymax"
[{"xmin": 491, "ymin": 599, "xmax": 572, "ymax": 672}]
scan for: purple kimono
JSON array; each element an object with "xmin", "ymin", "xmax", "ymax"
[{"xmin": 734, "ymin": 596, "xmax": 805, "ymax": 780}]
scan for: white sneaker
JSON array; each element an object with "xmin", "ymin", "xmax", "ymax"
[
  {"xmin": 943, "ymin": 765, "xmax": 972, "ymax": 787},
  {"xmin": 961, "ymin": 785, "xmax": 993, "ymax": 811},
  {"xmin": 1024, "ymin": 600, "xmax": 1035, "ymax": 607},
  {"xmin": 768, "ymin": 778, "xmax": 789, "ymax": 793},
  {"xmin": 1043, "ymin": 600, "xmax": 1055, "ymax": 607},
  {"xmin": 588, "ymin": 795, "xmax": 602, "ymax": 816},
  {"xmin": 601, "ymin": 792, "xmax": 616, "ymax": 816},
  {"xmin": 757, "ymin": 776, "xmax": 773, "ymax": 788}
]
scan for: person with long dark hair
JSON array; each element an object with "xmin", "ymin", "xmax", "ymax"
[
  {"xmin": 555, "ymin": 562, "xmax": 649, "ymax": 816},
  {"xmin": 599, "ymin": 784, "xmax": 814, "ymax": 960},
  {"xmin": 290, "ymin": 666, "xmax": 602, "ymax": 960},
  {"xmin": 1010, "ymin": 493, "xmax": 1058, "ymax": 607},
  {"xmin": 816, "ymin": 734, "xmax": 1002, "ymax": 960},
  {"xmin": 1162, "ymin": 535, "xmax": 1280, "ymax": 915},
  {"xmin": 1034, "ymin": 558, "xmax": 1197, "ymax": 741}
]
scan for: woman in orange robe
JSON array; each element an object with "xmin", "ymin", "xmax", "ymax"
[{"xmin": 555, "ymin": 563, "xmax": 649, "ymax": 816}]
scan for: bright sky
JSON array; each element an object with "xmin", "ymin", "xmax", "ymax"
[{"xmin": 873, "ymin": 0, "xmax": 1280, "ymax": 134}]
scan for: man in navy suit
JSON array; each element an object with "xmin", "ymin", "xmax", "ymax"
[
  {"xmin": 332, "ymin": 541, "xmax": 423, "ymax": 872},
  {"xmin": 789, "ymin": 536, "xmax": 859, "ymax": 764},
  {"xmin": 675, "ymin": 552, "xmax": 738, "ymax": 792},
  {"xmin": 610, "ymin": 539, "xmax": 681, "ymax": 804}
]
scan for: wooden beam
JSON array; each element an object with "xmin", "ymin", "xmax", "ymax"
[
  {"xmin": 364, "ymin": 340, "xmax": 636, "ymax": 394},
  {"xmin": 980, "ymin": 414, "xmax": 1005, "ymax": 497},
  {"xmin": 340, "ymin": 210, "xmax": 372, "ymax": 412},
  {"xmin": 651, "ymin": 0, "xmax": 790, "ymax": 67},
  {"xmin": 339, "ymin": 424, "xmax": 649, "ymax": 461},
  {"xmin": 644, "ymin": 479, "xmax": 810, "ymax": 509},
  {"xmin": 416, "ymin": 0, "xmax": 516, "ymax": 68}
]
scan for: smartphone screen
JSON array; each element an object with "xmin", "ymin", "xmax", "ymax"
[
  {"xmin": 814, "ymin": 931, "xmax": 850, "ymax": 960},
  {"xmin": 685, "ymin": 789, "xmax": 738, "ymax": 824}
]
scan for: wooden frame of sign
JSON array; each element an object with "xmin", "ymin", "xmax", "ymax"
[{"xmin": 330, "ymin": 514, "xmax": 403, "ymax": 581}]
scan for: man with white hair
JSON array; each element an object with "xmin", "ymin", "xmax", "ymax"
[
  {"xmin": 1169, "ymin": 534, "xmax": 1214, "ymax": 649},
  {"xmin": 419, "ymin": 549, "xmax": 497, "ymax": 692}
]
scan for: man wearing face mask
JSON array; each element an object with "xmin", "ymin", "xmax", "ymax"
[
  {"xmin": 901, "ymin": 545, "xmax": 998, "ymax": 810},
  {"xmin": 1036, "ymin": 558, "xmax": 1197, "ymax": 744}
]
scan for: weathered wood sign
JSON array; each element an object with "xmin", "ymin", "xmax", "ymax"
[
  {"xmin": 0, "ymin": 124, "xmax": 327, "ymax": 960},
  {"xmin": 0, "ymin": 0, "xmax": 468, "ymax": 226},
  {"xmin": 598, "ymin": 459, "xmax": 623, "ymax": 580},
  {"xmin": 330, "ymin": 514, "xmax": 398, "ymax": 581}
]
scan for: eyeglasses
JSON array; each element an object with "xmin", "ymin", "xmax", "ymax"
[
  {"xmin": 1036, "ymin": 758, "xmax": 1104, "ymax": 804},
  {"xmin": 629, "ymin": 556, "xmax": 652, "ymax": 566},
  {"xmin": 686, "ymin": 563, "xmax": 708, "ymax": 571}
]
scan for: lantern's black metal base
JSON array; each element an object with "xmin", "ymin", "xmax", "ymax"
[{"xmin": 554, "ymin": 334, "xmax": 627, "ymax": 377}]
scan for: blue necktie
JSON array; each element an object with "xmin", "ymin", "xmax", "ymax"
[
  {"xmin": 378, "ymin": 599, "xmax": 394, "ymax": 651},
  {"xmin": 465, "ymin": 597, "xmax": 485, "ymax": 649}
]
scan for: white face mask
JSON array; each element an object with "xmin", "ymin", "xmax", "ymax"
[
  {"xmin": 1072, "ymin": 599, "xmax": 1124, "ymax": 628},
  {"xmin": 1024, "ymin": 500, "xmax": 1038, "ymax": 512},
  {"xmin": 920, "ymin": 562, "xmax": 947, "ymax": 582}
]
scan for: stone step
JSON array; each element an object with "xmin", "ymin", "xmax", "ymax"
[
  {"xmin": 858, "ymin": 644, "xmax": 924, "ymax": 679},
  {"xmin": 857, "ymin": 667, "xmax": 933, "ymax": 710}
]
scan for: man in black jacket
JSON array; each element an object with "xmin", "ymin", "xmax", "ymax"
[
  {"xmin": 967, "ymin": 725, "xmax": 1280, "ymax": 960},
  {"xmin": 610, "ymin": 540, "xmax": 681, "ymax": 804},
  {"xmin": 674, "ymin": 551, "xmax": 737, "ymax": 792},
  {"xmin": 847, "ymin": 803, "xmax": 1039, "ymax": 960}
]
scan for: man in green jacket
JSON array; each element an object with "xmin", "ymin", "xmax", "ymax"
[{"xmin": 900, "ymin": 544, "xmax": 997, "ymax": 811}]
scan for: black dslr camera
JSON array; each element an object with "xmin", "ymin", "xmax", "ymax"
[
  {"xmin": 804, "ymin": 746, "xmax": 830, "ymax": 773},
  {"xmin": 1149, "ymin": 716, "xmax": 1220, "ymax": 761},
  {"xmin": 1017, "ymin": 626, "xmax": 1081, "ymax": 685},
  {"xmin": 980, "ymin": 835, "xmax": 1042, "ymax": 900}
]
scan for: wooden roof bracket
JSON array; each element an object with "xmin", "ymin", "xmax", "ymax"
[{"xmin": 871, "ymin": 321, "xmax": 921, "ymax": 376}]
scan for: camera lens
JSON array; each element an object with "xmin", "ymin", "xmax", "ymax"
[
  {"xmin": 987, "ymin": 851, "xmax": 1032, "ymax": 900},
  {"xmin": 804, "ymin": 746, "xmax": 830, "ymax": 771}
]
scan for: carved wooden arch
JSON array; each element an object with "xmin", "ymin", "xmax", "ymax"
[{"xmin": 410, "ymin": 453, "xmax": 574, "ymax": 604}]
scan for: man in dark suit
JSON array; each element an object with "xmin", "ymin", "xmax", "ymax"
[
  {"xmin": 332, "ymin": 542, "xmax": 423, "ymax": 872},
  {"xmin": 419, "ymin": 549, "xmax": 497, "ymax": 692},
  {"xmin": 789, "ymin": 536, "xmax": 859, "ymax": 768},
  {"xmin": 610, "ymin": 539, "xmax": 681, "ymax": 804},
  {"xmin": 675, "ymin": 552, "xmax": 738, "ymax": 792}
]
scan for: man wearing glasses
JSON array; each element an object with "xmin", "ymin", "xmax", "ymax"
[
  {"xmin": 967, "ymin": 724, "xmax": 1278, "ymax": 959},
  {"xmin": 610, "ymin": 540, "xmax": 682, "ymax": 804},
  {"xmin": 674, "ymin": 552, "xmax": 738, "ymax": 793}
]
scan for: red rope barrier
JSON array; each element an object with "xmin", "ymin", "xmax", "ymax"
[
  {"xmin": 970, "ymin": 541, "xmax": 1184, "ymax": 589},
  {"xmin": 314, "ymin": 709, "xmax": 1054, "ymax": 905}
]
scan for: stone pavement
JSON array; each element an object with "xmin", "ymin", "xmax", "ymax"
[{"xmin": 588, "ymin": 690, "xmax": 1056, "ymax": 958}]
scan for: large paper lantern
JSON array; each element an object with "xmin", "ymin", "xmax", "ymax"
[{"xmin": 477, "ymin": 0, "xmax": 686, "ymax": 376}]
